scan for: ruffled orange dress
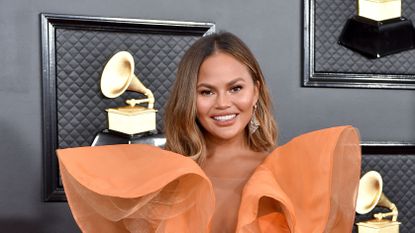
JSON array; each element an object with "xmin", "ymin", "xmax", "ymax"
[{"xmin": 57, "ymin": 125, "xmax": 361, "ymax": 233}]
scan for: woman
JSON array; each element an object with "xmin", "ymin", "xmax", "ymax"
[
  {"xmin": 164, "ymin": 32, "xmax": 277, "ymax": 232},
  {"xmin": 57, "ymin": 32, "xmax": 361, "ymax": 233}
]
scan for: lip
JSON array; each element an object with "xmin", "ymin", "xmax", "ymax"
[{"xmin": 210, "ymin": 113, "xmax": 238, "ymax": 126}]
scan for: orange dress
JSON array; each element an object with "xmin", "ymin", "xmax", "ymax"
[{"xmin": 57, "ymin": 125, "xmax": 361, "ymax": 233}]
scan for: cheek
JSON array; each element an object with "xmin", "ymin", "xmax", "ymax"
[
  {"xmin": 196, "ymin": 97, "xmax": 211, "ymax": 118},
  {"xmin": 236, "ymin": 94, "xmax": 256, "ymax": 110}
]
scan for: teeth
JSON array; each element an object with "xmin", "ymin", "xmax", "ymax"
[{"xmin": 213, "ymin": 114, "xmax": 236, "ymax": 121}]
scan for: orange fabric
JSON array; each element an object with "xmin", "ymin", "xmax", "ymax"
[
  {"xmin": 236, "ymin": 125, "xmax": 361, "ymax": 233},
  {"xmin": 57, "ymin": 144, "xmax": 215, "ymax": 233},
  {"xmin": 57, "ymin": 125, "xmax": 361, "ymax": 233}
]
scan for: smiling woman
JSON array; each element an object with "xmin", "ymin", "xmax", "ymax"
[
  {"xmin": 164, "ymin": 32, "xmax": 278, "ymax": 166},
  {"xmin": 163, "ymin": 33, "xmax": 278, "ymax": 232},
  {"xmin": 196, "ymin": 53, "xmax": 259, "ymax": 145},
  {"xmin": 57, "ymin": 32, "xmax": 362, "ymax": 233}
]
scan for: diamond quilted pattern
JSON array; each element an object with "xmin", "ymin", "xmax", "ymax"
[
  {"xmin": 55, "ymin": 28, "xmax": 200, "ymax": 148},
  {"xmin": 352, "ymin": 154, "xmax": 415, "ymax": 233},
  {"xmin": 314, "ymin": 0, "xmax": 415, "ymax": 74}
]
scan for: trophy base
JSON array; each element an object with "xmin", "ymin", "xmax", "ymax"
[
  {"xmin": 91, "ymin": 129, "xmax": 166, "ymax": 147},
  {"xmin": 106, "ymin": 106, "xmax": 157, "ymax": 135},
  {"xmin": 356, "ymin": 219, "xmax": 400, "ymax": 233},
  {"xmin": 338, "ymin": 16, "xmax": 415, "ymax": 58}
]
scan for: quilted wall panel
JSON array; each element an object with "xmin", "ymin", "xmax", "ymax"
[
  {"xmin": 314, "ymin": 0, "xmax": 415, "ymax": 74},
  {"xmin": 41, "ymin": 14, "xmax": 214, "ymax": 201},
  {"xmin": 304, "ymin": 0, "xmax": 415, "ymax": 89},
  {"xmin": 55, "ymin": 29, "xmax": 200, "ymax": 148},
  {"xmin": 352, "ymin": 153, "xmax": 415, "ymax": 233}
]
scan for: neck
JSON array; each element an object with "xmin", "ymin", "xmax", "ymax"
[
  {"xmin": 202, "ymin": 131, "xmax": 268, "ymax": 179},
  {"xmin": 204, "ymin": 132, "xmax": 249, "ymax": 160}
]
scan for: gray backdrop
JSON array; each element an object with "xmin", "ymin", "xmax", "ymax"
[{"xmin": 0, "ymin": 0, "xmax": 414, "ymax": 232}]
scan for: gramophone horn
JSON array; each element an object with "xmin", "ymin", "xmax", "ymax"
[
  {"xmin": 356, "ymin": 171, "xmax": 383, "ymax": 214},
  {"xmin": 356, "ymin": 170, "xmax": 398, "ymax": 221},
  {"xmin": 100, "ymin": 51, "xmax": 154, "ymax": 108}
]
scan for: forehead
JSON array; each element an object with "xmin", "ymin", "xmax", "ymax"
[{"xmin": 197, "ymin": 52, "xmax": 252, "ymax": 84}]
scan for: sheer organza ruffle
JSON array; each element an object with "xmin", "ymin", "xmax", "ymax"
[
  {"xmin": 58, "ymin": 144, "xmax": 215, "ymax": 233},
  {"xmin": 57, "ymin": 125, "xmax": 361, "ymax": 233},
  {"xmin": 236, "ymin": 125, "xmax": 361, "ymax": 233}
]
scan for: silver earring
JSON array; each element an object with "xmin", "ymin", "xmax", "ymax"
[{"xmin": 249, "ymin": 105, "xmax": 260, "ymax": 135}]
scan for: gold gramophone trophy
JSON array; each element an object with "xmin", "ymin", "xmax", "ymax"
[
  {"xmin": 100, "ymin": 51, "xmax": 157, "ymax": 135},
  {"xmin": 356, "ymin": 171, "xmax": 401, "ymax": 233}
]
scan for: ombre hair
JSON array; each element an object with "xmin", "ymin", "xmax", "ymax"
[{"xmin": 164, "ymin": 32, "xmax": 278, "ymax": 165}]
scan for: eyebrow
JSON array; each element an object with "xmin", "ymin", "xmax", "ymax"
[{"xmin": 197, "ymin": 77, "xmax": 246, "ymax": 89}]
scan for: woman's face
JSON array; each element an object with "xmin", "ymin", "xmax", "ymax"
[{"xmin": 196, "ymin": 52, "xmax": 259, "ymax": 143}]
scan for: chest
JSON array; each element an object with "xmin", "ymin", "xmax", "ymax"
[
  {"xmin": 203, "ymin": 155, "xmax": 266, "ymax": 233},
  {"xmin": 208, "ymin": 176, "xmax": 248, "ymax": 233}
]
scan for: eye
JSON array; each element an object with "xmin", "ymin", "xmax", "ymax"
[
  {"xmin": 230, "ymin": 85, "xmax": 243, "ymax": 93},
  {"xmin": 199, "ymin": 89, "xmax": 214, "ymax": 96}
]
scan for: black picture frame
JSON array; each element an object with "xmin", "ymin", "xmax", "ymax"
[
  {"xmin": 361, "ymin": 141, "xmax": 415, "ymax": 155},
  {"xmin": 41, "ymin": 13, "xmax": 215, "ymax": 202},
  {"xmin": 303, "ymin": 0, "xmax": 415, "ymax": 89}
]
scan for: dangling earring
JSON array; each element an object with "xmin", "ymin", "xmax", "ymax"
[{"xmin": 249, "ymin": 104, "xmax": 260, "ymax": 135}]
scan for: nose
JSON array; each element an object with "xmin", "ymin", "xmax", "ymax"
[{"xmin": 215, "ymin": 92, "xmax": 231, "ymax": 109}]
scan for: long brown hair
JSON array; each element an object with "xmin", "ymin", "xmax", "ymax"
[{"xmin": 164, "ymin": 32, "xmax": 278, "ymax": 164}]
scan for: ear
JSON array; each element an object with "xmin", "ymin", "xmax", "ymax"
[{"xmin": 253, "ymin": 80, "xmax": 260, "ymax": 106}]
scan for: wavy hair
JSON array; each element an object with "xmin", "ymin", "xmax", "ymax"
[{"xmin": 164, "ymin": 32, "xmax": 278, "ymax": 165}]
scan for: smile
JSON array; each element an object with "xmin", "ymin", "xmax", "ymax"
[{"xmin": 212, "ymin": 114, "xmax": 237, "ymax": 121}]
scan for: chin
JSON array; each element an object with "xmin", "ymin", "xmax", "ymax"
[{"xmin": 209, "ymin": 128, "xmax": 246, "ymax": 141}]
